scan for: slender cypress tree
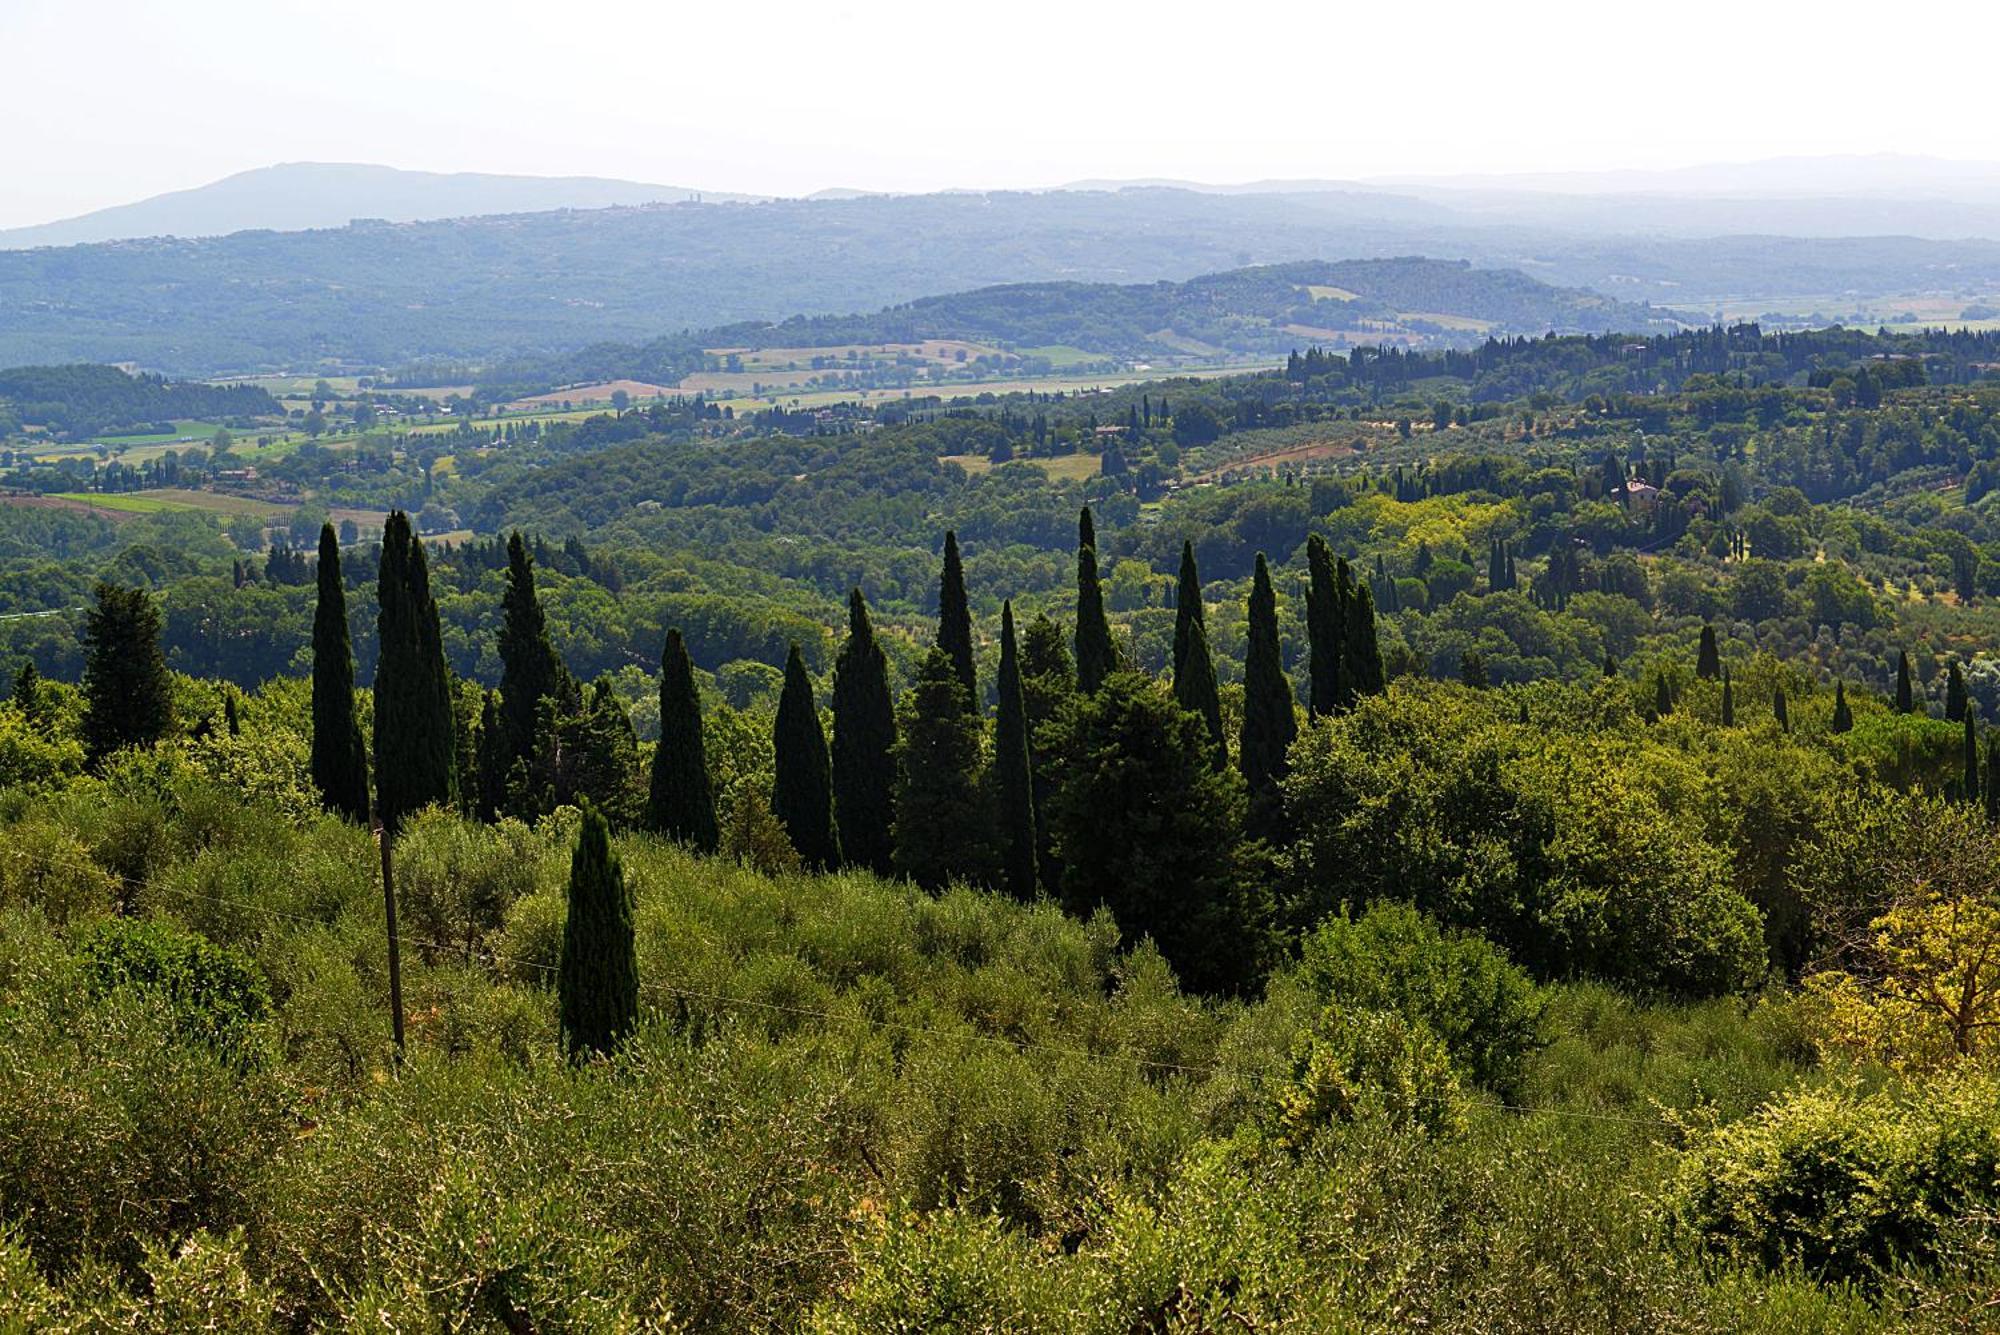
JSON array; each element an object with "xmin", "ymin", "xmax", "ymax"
[
  {"xmin": 1343, "ymin": 579, "xmax": 1385, "ymax": 700},
  {"xmin": 831, "ymin": 590, "xmax": 896, "ymax": 875},
  {"xmin": 1696, "ymin": 625, "xmax": 1721, "ymax": 680},
  {"xmin": 647, "ymin": 628, "xmax": 718, "ymax": 852},
  {"xmin": 498, "ymin": 531, "xmax": 567, "ymax": 790},
  {"xmin": 893, "ymin": 646, "xmax": 993, "ymax": 889},
  {"xmin": 1895, "ymin": 651, "xmax": 1914, "ymax": 714},
  {"xmin": 1654, "ymin": 671, "xmax": 1673, "ymax": 719},
  {"xmin": 993, "ymin": 602, "xmax": 1038, "ymax": 898},
  {"xmin": 1020, "ymin": 613, "xmax": 1073, "ymax": 896},
  {"xmin": 474, "ymin": 689, "xmax": 509, "ymax": 822},
  {"xmin": 1774, "ymin": 685, "xmax": 1790, "ymax": 733},
  {"xmin": 1832, "ymin": 680, "xmax": 1854, "ymax": 733},
  {"xmin": 772, "ymin": 644, "xmax": 839, "ymax": 870},
  {"xmin": 1240, "ymin": 553, "xmax": 1297, "ymax": 830},
  {"xmin": 10, "ymin": 661, "xmax": 39, "ymax": 726},
  {"xmin": 1074, "ymin": 507, "xmax": 1116, "ymax": 693},
  {"xmin": 1172, "ymin": 541, "xmax": 1205, "ymax": 679},
  {"xmin": 1721, "ymin": 669, "xmax": 1735, "ymax": 726},
  {"xmin": 310, "ymin": 524, "xmax": 369, "ymax": 822},
  {"xmin": 81, "ymin": 581, "xmax": 174, "ymax": 769},
  {"xmin": 1174, "ymin": 617, "xmax": 1228, "ymax": 768},
  {"xmin": 936, "ymin": 531, "xmax": 977, "ymax": 712},
  {"xmin": 1948, "ymin": 662, "xmax": 1969, "ymax": 723},
  {"xmin": 558, "ymin": 799, "xmax": 639, "ymax": 1061},
  {"xmin": 1305, "ymin": 534, "xmax": 1345, "ymax": 717},
  {"xmin": 374, "ymin": 510, "xmax": 458, "ymax": 836},
  {"xmin": 1603, "ymin": 653, "xmax": 1618, "ymax": 679},
  {"xmin": 1967, "ymin": 711, "xmax": 1982, "ymax": 806}
]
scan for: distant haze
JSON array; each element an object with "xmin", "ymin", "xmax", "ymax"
[{"xmin": 3, "ymin": 0, "xmax": 1996, "ymax": 229}]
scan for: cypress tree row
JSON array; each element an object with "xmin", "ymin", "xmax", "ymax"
[
  {"xmin": 1832, "ymin": 680, "xmax": 1854, "ymax": 733},
  {"xmin": 893, "ymin": 646, "xmax": 993, "ymax": 889},
  {"xmin": 497, "ymin": 531, "xmax": 567, "ymax": 795},
  {"xmin": 1174, "ymin": 617, "xmax": 1228, "ymax": 769},
  {"xmin": 936, "ymin": 531, "xmax": 977, "ymax": 712},
  {"xmin": 993, "ymin": 602, "xmax": 1039, "ymax": 899},
  {"xmin": 309, "ymin": 524, "xmax": 369, "ymax": 823},
  {"xmin": 648, "ymin": 628, "xmax": 719, "ymax": 852},
  {"xmin": 374, "ymin": 510, "xmax": 458, "ymax": 836},
  {"xmin": 1949, "ymin": 662, "xmax": 1969, "ymax": 723},
  {"xmin": 1239, "ymin": 553, "xmax": 1297, "ymax": 830},
  {"xmin": 831, "ymin": 590, "xmax": 896, "ymax": 875},
  {"xmin": 1696, "ymin": 625, "xmax": 1721, "ymax": 680},
  {"xmin": 1074, "ymin": 507, "xmax": 1117, "ymax": 694},
  {"xmin": 1343, "ymin": 578, "xmax": 1385, "ymax": 700},
  {"xmin": 80, "ymin": 581, "xmax": 174, "ymax": 769},
  {"xmin": 1896, "ymin": 651, "xmax": 1914, "ymax": 714},
  {"xmin": 1172, "ymin": 540, "xmax": 1205, "ymax": 679},
  {"xmin": 558, "ymin": 798, "xmax": 639, "ymax": 1061},
  {"xmin": 772, "ymin": 644, "xmax": 840, "ymax": 870},
  {"xmin": 1305, "ymin": 535, "xmax": 1345, "ymax": 717}
]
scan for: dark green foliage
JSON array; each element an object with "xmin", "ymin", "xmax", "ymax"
[
  {"xmin": 1949, "ymin": 661, "xmax": 1969, "ymax": 723},
  {"xmin": 1172, "ymin": 540, "xmax": 1204, "ymax": 680},
  {"xmin": 935, "ymin": 531, "xmax": 976, "ymax": 712},
  {"xmin": 1019, "ymin": 612, "xmax": 1073, "ymax": 896},
  {"xmin": 1832, "ymin": 681, "xmax": 1853, "ymax": 733},
  {"xmin": 1305, "ymin": 535, "xmax": 1346, "ymax": 716},
  {"xmin": 992, "ymin": 603, "xmax": 1038, "ymax": 899},
  {"xmin": 1046, "ymin": 672, "xmax": 1261, "ymax": 993},
  {"xmin": 76, "ymin": 916, "xmax": 269, "ymax": 1066},
  {"xmin": 1966, "ymin": 712, "xmax": 1981, "ymax": 805},
  {"xmin": 80, "ymin": 581, "xmax": 173, "ymax": 768},
  {"xmin": 10, "ymin": 660, "xmax": 39, "ymax": 721},
  {"xmin": 557, "ymin": 799, "xmax": 638, "ymax": 1060},
  {"xmin": 1896, "ymin": 651, "xmax": 1914, "ymax": 714},
  {"xmin": 1073, "ymin": 508, "xmax": 1116, "ymax": 694},
  {"xmin": 893, "ymin": 647, "xmax": 992, "ymax": 889},
  {"xmin": 773, "ymin": 644, "xmax": 840, "ymax": 870},
  {"xmin": 1721, "ymin": 670, "xmax": 1734, "ymax": 727},
  {"xmin": 1696, "ymin": 625, "xmax": 1721, "ymax": 680},
  {"xmin": 649, "ymin": 628, "xmax": 718, "ymax": 852},
  {"xmin": 1342, "ymin": 578, "xmax": 1384, "ymax": 701},
  {"xmin": 1294, "ymin": 902, "xmax": 1544, "ymax": 1096},
  {"xmin": 1603, "ymin": 653, "xmax": 1618, "ymax": 679},
  {"xmin": 309, "ymin": 525, "xmax": 368, "ymax": 823},
  {"xmin": 1988, "ymin": 739, "xmax": 2000, "ymax": 826},
  {"xmin": 1774, "ymin": 685, "xmax": 1790, "ymax": 733},
  {"xmin": 831, "ymin": 591, "xmax": 895, "ymax": 875},
  {"xmin": 538, "ymin": 679, "xmax": 641, "ymax": 824},
  {"xmin": 373, "ymin": 510, "xmax": 458, "ymax": 836},
  {"xmin": 497, "ymin": 531, "xmax": 568, "ymax": 796},
  {"xmin": 1174, "ymin": 617, "xmax": 1227, "ymax": 769},
  {"xmin": 474, "ymin": 689, "xmax": 508, "ymax": 823},
  {"xmin": 1654, "ymin": 671, "xmax": 1673, "ymax": 719},
  {"xmin": 1240, "ymin": 553, "xmax": 1296, "ymax": 830}
]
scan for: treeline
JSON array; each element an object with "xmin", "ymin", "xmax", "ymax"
[{"xmin": 0, "ymin": 363, "xmax": 278, "ymax": 438}]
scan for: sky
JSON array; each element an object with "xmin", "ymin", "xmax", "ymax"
[{"xmin": 4, "ymin": 0, "xmax": 1999, "ymax": 228}]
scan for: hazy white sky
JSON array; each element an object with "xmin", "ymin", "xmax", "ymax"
[{"xmin": 4, "ymin": 0, "xmax": 1998, "ymax": 227}]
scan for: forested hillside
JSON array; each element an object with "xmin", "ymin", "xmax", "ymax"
[{"xmin": 0, "ymin": 364, "xmax": 278, "ymax": 438}]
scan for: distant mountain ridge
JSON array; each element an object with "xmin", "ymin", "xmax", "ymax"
[{"xmin": 0, "ymin": 163, "xmax": 761, "ymax": 250}]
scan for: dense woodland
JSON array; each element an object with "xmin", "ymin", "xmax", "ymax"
[{"xmin": 10, "ymin": 329, "xmax": 2000, "ymax": 1325}]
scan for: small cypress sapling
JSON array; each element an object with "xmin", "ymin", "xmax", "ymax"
[
  {"xmin": 992, "ymin": 602, "xmax": 1039, "ymax": 898},
  {"xmin": 936, "ymin": 530, "xmax": 977, "ymax": 712},
  {"xmin": 558, "ymin": 798, "xmax": 639, "ymax": 1061},
  {"xmin": 648, "ymin": 628, "xmax": 718, "ymax": 852},
  {"xmin": 832, "ymin": 590, "xmax": 896, "ymax": 875},
  {"xmin": 1774, "ymin": 685, "xmax": 1790, "ymax": 733},
  {"xmin": 1653, "ymin": 671, "xmax": 1673, "ymax": 719},
  {"xmin": 1696, "ymin": 625, "xmax": 1721, "ymax": 680},
  {"xmin": 1603, "ymin": 653, "xmax": 1618, "ymax": 679},
  {"xmin": 772, "ymin": 644, "xmax": 840, "ymax": 870},
  {"xmin": 1832, "ymin": 680, "xmax": 1854, "ymax": 733}
]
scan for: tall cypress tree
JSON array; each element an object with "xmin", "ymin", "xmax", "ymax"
[
  {"xmin": 1831, "ymin": 680, "xmax": 1854, "ymax": 733},
  {"xmin": 1240, "ymin": 553, "xmax": 1297, "ymax": 831},
  {"xmin": 1305, "ymin": 535, "xmax": 1345, "ymax": 717},
  {"xmin": 1895, "ymin": 651, "xmax": 1914, "ymax": 714},
  {"xmin": 310, "ymin": 524, "xmax": 368, "ymax": 822},
  {"xmin": 1721, "ymin": 669, "xmax": 1735, "ymax": 727},
  {"xmin": 1343, "ymin": 578, "xmax": 1385, "ymax": 700},
  {"xmin": 1074, "ymin": 507, "xmax": 1116, "ymax": 693},
  {"xmin": 1696, "ymin": 625, "xmax": 1721, "ymax": 680},
  {"xmin": 1020, "ymin": 613, "xmax": 1073, "ymax": 896},
  {"xmin": 1172, "ymin": 540, "xmax": 1205, "ymax": 679},
  {"xmin": 893, "ymin": 646, "xmax": 993, "ymax": 889},
  {"xmin": 558, "ymin": 798, "xmax": 639, "ymax": 1061},
  {"xmin": 1174, "ymin": 617, "xmax": 1228, "ymax": 768},
  {"xmin": 498, "ymin": 531, "xmax": 567, "ymax": 793},
  {"xmin": 374, "ymin": 510, "xmax": 458, "ymax": 836},
  {"xmin": 1948, "ymin": 662, "xmax": 1969, "ymax": 723},
  {"xmin": 993, "ymin": 602, "xmax": 1038, "ymax": 898},
  {"xmin": 832, "ymin": 590, "xmax": 896, "ymax": 875},
  {"xmin": 80, "ymin": 581, "xmax": 174, "ymax": 769},
  {"xmin": 474, "ymin": 689, "xmax": 509, "ymax": 822},
  {"xmin": 772, "ymin": 644, "xmax": 839, "ymax": 870},
  {"xmin": 936, "ymin": 531, "xmax": 977, "ymax": 712},
  {"xmin": 648, "ymin": 628, "xmax": 718, "ymax": 852}
]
